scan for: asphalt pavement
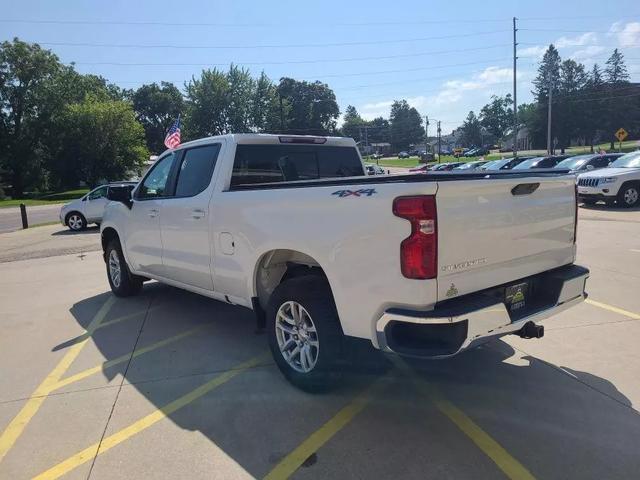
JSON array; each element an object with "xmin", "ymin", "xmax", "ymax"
[
  {"xmin": 0, "ymin": 206, "xmax": 639, "ymax": 479},
  {"xmin": 0, "ymin": 204, "xmax": 62, "ymax": 234}
]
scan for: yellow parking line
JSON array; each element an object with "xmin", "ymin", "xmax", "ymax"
[
  {"xmin": 33, "ymin": 353, "xmax": 269, "ymax": 480},
  {"xmin": 0, "ymin": 296, "xmax": 115, "ymax": 463},
  {"xmin": 263, "ymin": 375, "xmax": 390, "ymax": 480},
  {"xmin": 52, "ymin": 325, "xmax": 207, "ymax": 392},
  {"xmin": 585, "ymin": 299, "xmax": 640, "ymax": 320},
  {"xmin": 394, "ymin": 359, "xmax": 536, "ymax": 480}
]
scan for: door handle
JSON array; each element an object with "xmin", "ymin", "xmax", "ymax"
[
  {"xmin": 148, "ymin": 209, "xmax": 159, "ymax": 218},
  {"xmin": 191, "ymin": 209, "xmax": 206, "ymax": 219}
]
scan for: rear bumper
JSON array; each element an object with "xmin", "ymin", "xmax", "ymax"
[{"xmin": 375, "ymin": 264, "xmax": 589, "ymax": 358}]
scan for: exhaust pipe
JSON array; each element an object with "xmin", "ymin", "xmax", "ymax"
[{"xmin": 519, "ymin": 321, "xmax": 544, "ymax": 339}]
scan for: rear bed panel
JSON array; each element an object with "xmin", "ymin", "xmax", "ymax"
[{"xmin": 435, "ymin": 175, "xmax": 576, "ymax": 301}]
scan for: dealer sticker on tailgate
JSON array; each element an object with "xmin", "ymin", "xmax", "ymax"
[{"xmin": 505, "ymin": 282, "xmax": 528, "ymax": 312}]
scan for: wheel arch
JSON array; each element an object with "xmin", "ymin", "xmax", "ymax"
[
  {"xmin": 253, "ymin": 249, "xmax": 330, "ymax": 310},
  {"xmin": 101, "ymin": 226, "xmax": 121, "ymax": 260}
]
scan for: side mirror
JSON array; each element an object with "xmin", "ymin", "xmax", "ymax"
[
  {"xmin": 586, "ymin": 164, "xmax": 595, "ymax": 170},
  {"xmin": 107, "ymin": 186, "xmax": 133, "ymax": 209}
]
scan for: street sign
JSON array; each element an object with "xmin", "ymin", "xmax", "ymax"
[{"xmin": 615, "ymin": 128, "xmax": 628, "ymax": 142}]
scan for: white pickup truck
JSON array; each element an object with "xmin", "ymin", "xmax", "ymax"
[{"xmin": 101, "ymin": 134, "xmax": 589, "ymax": 390}]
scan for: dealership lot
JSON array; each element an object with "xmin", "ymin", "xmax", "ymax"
[{"xmin": 0, "ymin": 206, "xmax": 639, "ymax": 479}]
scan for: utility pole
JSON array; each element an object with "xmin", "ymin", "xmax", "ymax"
[
  {"xmin": 437, "ymin": 121, "xmax": 442, "ymax": 163},
  {"xmin": 424, "ymin": 115, "xmax": 429, "ymax": 154},
  {"xmin": 513, "ymin": 17, "xmax": 518, "ymax": 157},
  {"xmin": 547, "ymin": 74, "xmax": 553, "ymax": 155}
]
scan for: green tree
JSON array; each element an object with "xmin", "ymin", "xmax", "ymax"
[
  {"xmin": 341, "ymin": 105, "xmax": 366, "ymax": 141},
  {"xmin": 52, "ymin": 97, "xmax": 148, "ymax": 188},
  {"xmin": 529, "ymin": 45, "xmax": 562, "ymax": 151},
  {"xmin": 556, "ymin": 59, "xmax": 588, "ymax": 152},
  {"xmin": 251, "ymin": 72, "xmax": 281, "ymax": 132},
  {"xmin": 604, "ymin": 49, "xmax": 631, "ymax": 149},
  {"xmin": 277, "ymin": 78, "xmax": 340, "ymax": 134},
  {"xmin": 132, "ymin": 82, "xmax": 184, "ymax": 154},
  {"xmin": 0, "ymin": 38, "xmax": 60, "ymax": 196},
  {"xmin": 226, "ymin": 65, "xmax": 256, "ymax": 133},
  {"xmin": 367, "ymin": 117, "xmax": 391, "ymax": 144},
  {"xmin": 460, "ymin": 111, "xmax": 482, "ymax": 147},
  {"xmin": 184, "ymin": 68, "xmax": 230, "ymax": 138},
  {"xmin": 479, "ymin": 94, "xmax": 513, "ymax": 144},
  {"xmin": 582, "ymin": 63, "xmax": 605, "ymax": 151},
  {"xmin": 389, "ymin": 100, "xmax": 424, "ymax": 151}
]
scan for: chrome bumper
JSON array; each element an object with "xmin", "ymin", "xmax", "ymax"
[{"xmin": 376, "ymin": 265, "xmax": 589, "ymax": 358}]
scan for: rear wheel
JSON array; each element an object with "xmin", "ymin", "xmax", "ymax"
[
  {"xmin": 617, "ymin": 183, "xmax": 639, "ymax": 208},
  {"xmin": 105, "ymin": 240, "xmax": 143, "ymax": 297},
  {"xmin": 267, "ymin": 275, "xmax": 344, "ymax": 392},
  {"xmin": 66, "ymin": 212, "xmax": 86, "ymax": 231}
]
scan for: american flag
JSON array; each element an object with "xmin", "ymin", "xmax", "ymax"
[{"xmin": 164, "ymin": 116, "xmax": 181, "ymax": 149}]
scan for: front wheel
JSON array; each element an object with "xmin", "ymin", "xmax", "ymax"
[
  {"xmin": 617, "ymin": 183, "xmax": 639, "ymax": 208},
  {"xmin": 267, "ymin": 275, "xmax": 344, "ymax": 392},
  {"xmin": 66, "ymin": 212, "xmax": 86, "ymax": 231},
  {"xmin": 105, "ymin": 240, "xmax": 143, "ymax": 297}
]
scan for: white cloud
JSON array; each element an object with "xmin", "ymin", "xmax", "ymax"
[
  {"xmin": 556, "ymin": 32, "xmax": 598, "ymax": 48},
  {"xmin": 519, "ymin": 45, "xmax": 547, "ymax": 59},
  {"xmin": 609, "ymin": 22, "xmax": 640, "ymax": 48},
  {"xmin": 573, "ymin": 45, "xmax": 606, "ymax": 61}
]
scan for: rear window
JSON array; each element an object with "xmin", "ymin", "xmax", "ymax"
[{"xmin": 230, "ymin": 145, "xmax": 364, "ymax": 186}]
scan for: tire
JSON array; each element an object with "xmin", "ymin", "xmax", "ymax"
[
  {"xmin": 105, "ymin": 239, "xmax": 143, "ymax": 297},
  {"xmin": 66, "ymin": 212, "xmax": 87, "ymax": 231},
  {"xmin": 617, "ymin": 183, "xmax": 640, "ymax": 208},
  {"xmin": 267, "ymin": 275, "xmax": 344, "ymax": 392}
]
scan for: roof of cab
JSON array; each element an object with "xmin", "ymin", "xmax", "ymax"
[{"xmin": 162, "ymin": 133, "xmax": 356, "ymax": 154}]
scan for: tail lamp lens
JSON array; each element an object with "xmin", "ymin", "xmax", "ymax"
[{"xmin": 393, "ymin": 196, "xmax": 437, "ymax": 279}]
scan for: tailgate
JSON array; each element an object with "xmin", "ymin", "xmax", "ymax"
[{"xmin": 435, "ymin": 175, "xmax": 576, "ymax": 301}]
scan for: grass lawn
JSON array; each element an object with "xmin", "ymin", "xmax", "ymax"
[{"xmin": 0, "ymin": 189, "xmax": 89, "ymax": 208}]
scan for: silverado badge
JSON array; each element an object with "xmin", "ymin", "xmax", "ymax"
[{"xmin": 446, "ymin": 283, "xmax": 459, "ymax": 298}]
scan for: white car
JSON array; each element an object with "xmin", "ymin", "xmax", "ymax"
[
  {"xmin": 101, "ymin": 134, "xmax": 588, "ymax": 391},
  {"xmin": 59, "ymin": 182, "xmax": 137, "ymax": 231},
  {"xmin": 365, "ymin": 163, "xmax": 386, "ymax": 175},
  {"xmin": 577, "ymin": 151, "xmax": 640, "ymax": 207}
]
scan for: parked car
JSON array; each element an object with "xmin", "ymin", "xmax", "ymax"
[
  {"xmin": 59, "ymin": 182, "xmax": 137, "ymax": 231},
  {"xmin": 409, "ymin": 163, "xmax": 438, "ymax": 173},
  {"xmin": 398, "ymin": 151, "xmax": 410, "ymax": 158},
  {"xmin": 365, "ymin": 164, "xmax": 386, "ymax": 175},
  {"xmin": 577, "ymin": 151, "xmax": 640, "ymax": 207},
  {"xmin": 553, "ymin": 153, "xmax": 622, "ymax": 173},
  {"xmin": 499, "ymin": 146, "xmax": 513, "ymax": 153},
  {"xmin": 481, "ymin": 157, "xmax": 533, "ymax": 170},
  {"xmin": 432, "ymin": 162, "xmax": 464, "ymax": 171},
  {"xmin": 512, "ymin": 155, "xmax": 571, "ymax": 169},
  {"xmin": 371, "ymin": 153, "xmax": 383, "ymax": 160},
  {"xmin": 453, "ymin": 160, "xmax": 488, "ymax": 170},
  {"xmin": 101, "ymin": 133, "xmax": 587, "ymax": 391}
]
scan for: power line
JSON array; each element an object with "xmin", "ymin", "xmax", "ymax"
[
  {"xmin": 0, "ymin": 18, "xmax": 511, "ymax": 27},
  {"xmin": 30, "ymin": 30, "xmax": 510, "ymax": 50},
  {"xmin": 65, "ymin": 47, "xmax": 512, "ymax": 67}
]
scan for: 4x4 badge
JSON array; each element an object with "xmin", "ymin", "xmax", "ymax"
[{"xmin": 446, "ymin": 283, "xmax": 459, "ymax": 298}]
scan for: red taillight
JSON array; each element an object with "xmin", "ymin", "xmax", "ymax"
[
  {"xmin": 393, "ymin": 196, "xmax": 437, "ymax": 279},
  {"xmin": 574, "ymin": 183, "xmax": 578, "ymax": 243}
]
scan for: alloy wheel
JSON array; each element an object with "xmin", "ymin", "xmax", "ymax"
[
  {"xmin": 108, "ymin": 249, "xmax": 122, "ymax": 288},
  {"xmin": 275, "ymin": 301, "xmax": 319, "ymax": 373}
]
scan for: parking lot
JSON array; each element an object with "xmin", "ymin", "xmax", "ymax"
[{"xmin": 1, "ymin": 205, "xmax": 639, "ymax": 480}]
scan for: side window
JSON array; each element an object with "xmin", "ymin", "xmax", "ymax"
[
  {"xmin": 88, "ymin": 186, "xmax": 108, "ymax": 200},
  {"xmin": 175, "ymin": 144, "xmax": 221, "ymax": 197},
  {"xmin": 593, "ymin": 157, "xmax": 611, "ymax": 168},
  {"xmin": 137, "ymin": 153, "xmax": 175, "ymax": 199}
]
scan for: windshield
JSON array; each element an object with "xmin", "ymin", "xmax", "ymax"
[
  {"xmin": 455, "ymin": 162, "xmax": 480, "ymax": 170},
  {"xmin": 554, "ymin": 155, "xmax": 591, "ymax": 170},
  {"xmin": 608, "ymin": 151, "xmax": 640, "ymax": 168},
  {"xmin": 513, "ymin": 157, "xmax": 543, "ymax": 169},
  {"xmin": 482, "ymin": 159, "xmax": 509, "ymax": 170}
]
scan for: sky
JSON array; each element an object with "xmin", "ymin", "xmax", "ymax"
[{"xmin": 2, "ymin": 0, "xmax": 639, "ymax": 134}]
